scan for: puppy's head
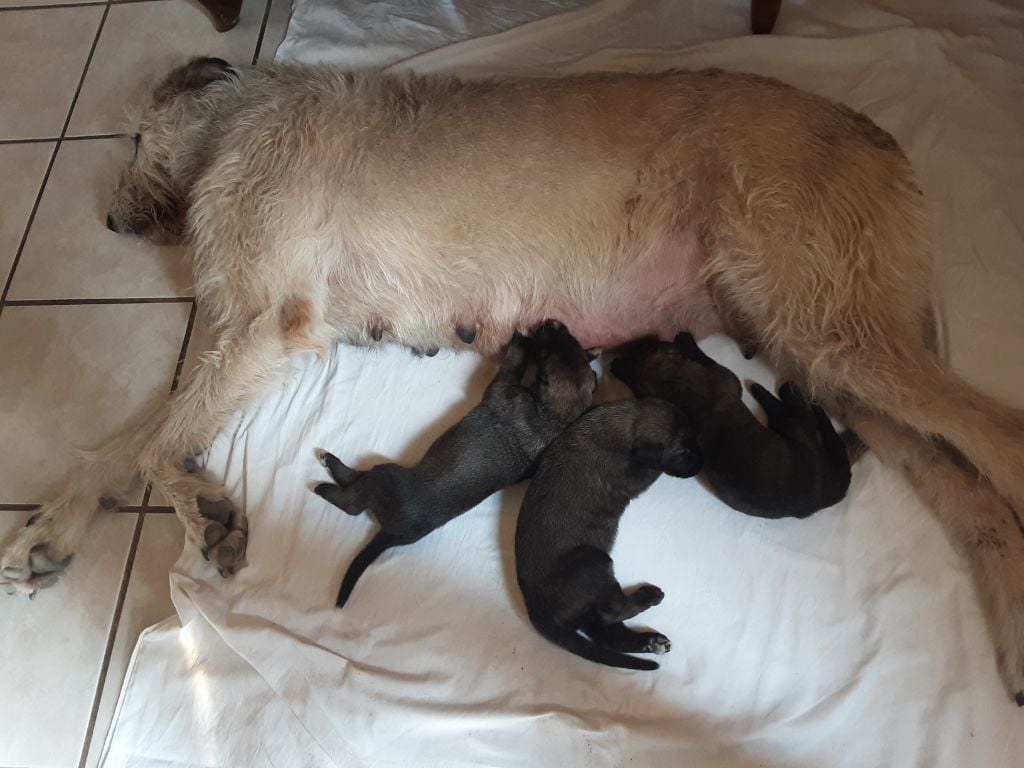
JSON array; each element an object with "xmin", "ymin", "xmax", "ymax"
[
  {"xmin": 531, "ymin": 319, "xmax": 597, "ymax": 419},
  {"xmin": 106, "ymin": 57, "xmax": 238, "ymax": 243},
  {"xmin": 610, "ymin": 332, "xmax": 741, "ymax": 415}
]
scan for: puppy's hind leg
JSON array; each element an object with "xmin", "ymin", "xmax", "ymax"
[
  {"xmin": 749, "ymin": 382, "xmax": 788, "ymax": 434},
  {"xmin": 318, "ymin": 450, "xmax": 360, "ymax": 486},
  {"xmin": 564, "ymin": 546, "xmax": 665, "ymax": 624},
  {"xmin": 584, "ymin": 619, "xmax": 671, "ymax": 655},
  {"xmin": 313, "ymin": 482, "xmax": 362, "ymax": 515}
]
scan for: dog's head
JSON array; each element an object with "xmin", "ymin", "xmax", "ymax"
[
  {"xmin": 531, "ymin": 319, "xmax": 597, "ymax": 420},
  {"xmin": 106, "ymin": 57, "xmax": 238, "ymax": 244},
  {"xmin": 610, "ymin": 332, "xmax": 742, "ymax": 415}
]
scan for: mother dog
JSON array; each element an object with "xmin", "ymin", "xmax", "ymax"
[{"xmin": 3, "ymin": 58, "xmax": 1023, "ymax": 703}]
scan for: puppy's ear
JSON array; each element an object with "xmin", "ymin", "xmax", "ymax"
[
  {"xmin": 630, "ymin": 438, "xmax": 671, "ymax": 470},
  {"xmin": 662, "ymin": 446, "xmax": 701, "ymax": 478},
  {"xmin": 633, "ymin": 438, "xmax": 701, "ymax": 477},
  {"xmin": 155, "ymin": 57, "xmax": 237, "ymax": 102},
  {"xmin": 672, "ymin": 332, "xmax": 705, "ymax": 360}
]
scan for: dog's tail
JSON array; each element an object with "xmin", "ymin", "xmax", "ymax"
[
  {"xmin": 337, "ymin": 530, "xmax": 399, "ymax": 609},
  {"xmin": 845, "ymin": 407, "xmax": 1024, "ymax": 704},
  {"xmin": 823, "ymin": 348, "xmax": 1024, "ymax": 516},
  {"xmin": 525, "ymin": 606, "xmax": 658, "ymax": 671}
]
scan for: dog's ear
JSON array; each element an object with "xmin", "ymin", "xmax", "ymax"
[{"xmin": 155, "ymin": 57, "xmax": 237, "ymax": 102}]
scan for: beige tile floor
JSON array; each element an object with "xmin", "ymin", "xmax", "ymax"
[{"xmin": 0, "ymin": 1, "xmax": 290, "ymax": 765}]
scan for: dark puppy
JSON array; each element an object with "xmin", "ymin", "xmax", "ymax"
[
  {"xmin": 315, "ymin": 320, "xmax": 597, "ymax": 607},
  {"xmin": 515, "ymin": 399, "xmax": 701, "ymax": 670},
  {"xmin": 611, "ymin": 333, "xmax": 851, "ymax": 519}
]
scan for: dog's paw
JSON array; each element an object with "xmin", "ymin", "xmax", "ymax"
[
  {"xmin": 1, "ymin": 508, "xmax": 77, "ymax": 598},
  {"xmin": 644, "ymin": 633, "xmax": 671, "ymax": 655},
  {"xmin": 197, "ymin": 496, "xmax": 248, "ymax": 577}
]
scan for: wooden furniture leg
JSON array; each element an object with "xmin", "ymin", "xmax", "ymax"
[
  {"xmin": 751, "ymin": 0, "xmax": 781, "ymax": 34},
  {"xmin": 197, "ymin": 0, "xmax": 243, "ymax": 32}
]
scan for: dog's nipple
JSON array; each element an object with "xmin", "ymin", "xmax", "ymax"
[{"xmin": 456, "ymin": 324, "xmax": 477, "ymax": 344}]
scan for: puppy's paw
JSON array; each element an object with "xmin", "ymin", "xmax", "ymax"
[
  {"xmin": 631, "ymin": 584, "xmax": 665, "ymax": 608},
  {"xmin": 644, "ymin": 633, "xmax": 671, "ymax": 655}
]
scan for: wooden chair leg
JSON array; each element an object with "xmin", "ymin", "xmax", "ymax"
[
  {"xmin": 196, "ymin": 0, "xmax": 243, "ymax": 32},
  {"xmin": 751, "ymin": 0, "xmax": 781, "ymax": 34}
]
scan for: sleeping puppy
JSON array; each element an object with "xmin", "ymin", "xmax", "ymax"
[
  {"xmin": 314, "ymin": 320, "xmax": 597, "ymax": 608},
  {"xmin": 515, "ymin": 399, "xmax": 701, "ymax": 670},
  {"xmin": 610, "ymin": 333, "xmax": 851, "ymax": 519}
]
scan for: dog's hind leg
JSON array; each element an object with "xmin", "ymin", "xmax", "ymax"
[
  {"xmin": 584, "ymin": 619, "xmax": 671, "ymax": 655},
  {"xmin": 0, "ymin": 410, "xmax": 163, "ymax": 596}
]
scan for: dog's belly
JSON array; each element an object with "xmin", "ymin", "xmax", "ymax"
[
  {"xmin": 523, "ymin": 230, "xmax": 722, "ymax": 350},
  {"xmin": 327, "ymin": 224, "xmax": 721, "ymax": 353}
]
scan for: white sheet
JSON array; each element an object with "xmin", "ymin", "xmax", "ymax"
[{"xmin": 100, "ymin": 2, "xmax": 1024, "ymax": 766}]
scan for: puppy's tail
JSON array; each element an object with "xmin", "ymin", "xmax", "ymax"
[
  {"xmin": 337, "ymin": 530, "xmax": 400, "ymax": 609},
  {"xmin": 526, "ymin": 608, "xmax": 658, "ymax": 671}
]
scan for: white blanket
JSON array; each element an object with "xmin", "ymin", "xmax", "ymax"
[{"xmin": 100, "ymin": 1, "xmax": 1024, "ymax": 766}]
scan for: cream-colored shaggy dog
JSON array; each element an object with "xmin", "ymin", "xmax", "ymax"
[{"xmin": 3, "ymin": 58, "xmax": 1022, "ymax": 704}]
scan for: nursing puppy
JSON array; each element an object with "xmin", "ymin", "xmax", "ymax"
[
  {"xmin": 612, "ymin": 333, "xmax": 851, "ymax": 519},
  {"xmin": 315, "ymin": 320, "xmax": 596, "ymax": 608},
  {"xmin": 516, "ymin": 399, "xmax": 701, "ymax": 670}
]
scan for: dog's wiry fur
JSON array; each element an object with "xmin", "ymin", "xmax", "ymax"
[
  {"xmin": 3, "ymin": 58, "xmax": 1024, "ymax": 702},
  {"xmin": 314, "ymin": 321, "xmax": 596, "ymax": 608}
]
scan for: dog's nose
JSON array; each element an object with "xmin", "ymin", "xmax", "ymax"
[{"xmin": 105, "ymin": 213, "xmax": 118, "ymax": 232}]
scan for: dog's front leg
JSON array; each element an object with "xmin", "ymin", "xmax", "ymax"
[{"xmin": 137, "ymin": 309, "xmax": 294, "ymax": 576}]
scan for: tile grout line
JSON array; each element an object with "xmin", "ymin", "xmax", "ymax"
[
  {"xmin": 0, "ymin": 132, "xmax": 125, "ymax": 145},
  {"xmin": 79, "ymin": 297, "xmax": 198, "ymax": 765},
  {"xmin": 21, "ymin": 6, "xmax": 139, "ymax": 766},
  {"xmin": 76, "ymin": 508, "xmax": 145, "ymax": 768},
  {"xmin": 4, "ymin": 297, "xmax": 194, "ymax": 306},
  {"xmin": 0, "ymin": 504, "xmax": 175, "ymax": 513},
  {"xmin": 0, "ymin": 1, "xmax": 106, "ymax": 10},
  {"xmin": 169, "ymin": 299, "xmax": 199, "ymax": 394},
  {"xmin": 0, "ymin": 0, "xmax": 167, "ymax": 12},
  {"xmin": 140, "ymin": 297, "xmax": 197, "ymax": 507},
  {"xmin": 0, "ymin": 0, "xmax": 111, "ymax": 309},
  {"xmin": 251, "ymin": 0, "xmax": 274, "ymax": 65}
]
